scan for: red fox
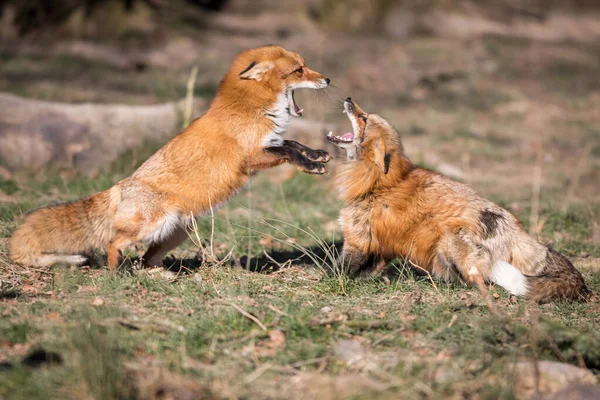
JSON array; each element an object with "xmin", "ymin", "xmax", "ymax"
[
  {"xmin": 327, "ymin": 98, "xmax": 589, "ymax": 303},
  {"xmin": 10, "ymin": 46, "xmax": 331, "ymax": 270}
]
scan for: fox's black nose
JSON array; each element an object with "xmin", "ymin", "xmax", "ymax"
[
  {"xmin": 325, "ymin": 78, "xmax": 330, "ymax": 84},
  {"xmin": 346, "ymin": 97, "xmax": 352, "ymax": 102}
]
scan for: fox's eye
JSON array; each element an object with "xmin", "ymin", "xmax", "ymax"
[{"xmin": 294, "ymin": 68, "xmax": 303, "ymax": 77}]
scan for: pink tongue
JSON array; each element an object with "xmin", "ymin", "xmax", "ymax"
[{"xmin": 341, "ymin": 132, "xmax": 354, "ymax": 140}]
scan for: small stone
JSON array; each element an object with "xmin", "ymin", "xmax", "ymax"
[
  {"xmin": 335, "ymin": 340, "xmax": 365, "ymax": 365},
  {"xmin": 192, "ymin": 273, "xmax": 203, "ymax": 284},
  {"xmin": 92, "ymin": 297, "xmax": 104, "ymax": 306},
  {"xmin": 515, "ymin": 361, "xmax": 597, "ymax": 399},
  {"xmin": 320, "ymin": 306, "xmax": 332, "ymax": 314}
]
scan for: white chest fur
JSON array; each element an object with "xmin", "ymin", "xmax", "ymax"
[{"xmin": 265, "ymin": 91, "xmax": 291, "ymax": 137}]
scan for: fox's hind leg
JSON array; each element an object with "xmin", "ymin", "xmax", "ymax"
[
  {"xmin": 107, "ymin": 234, "xmax": 135, "ymax": 270},
  {"xmin": 337, "ymin": 244, "xmax": 367, "ymax": 275},
  {"xmin": 441, "ymin": 232, "xmax": 529, "ymax": 297},
  {"xmin": 441, "ymin": 232, "xmax": 497, "ymax": 287},
  {"xmin": 143, "ymin": 226, "xmax": 189, "ymax": 268}
]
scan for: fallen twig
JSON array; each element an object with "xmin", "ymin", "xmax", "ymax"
[
  {"xmin": 267, "ymin": 304, "xmax": 288, "ymax": 316},
  {"xmin": 244, "ymin": 362, "xmax": 273, "ymax": 384},
  {"xmin": 311, "ymin": 317, "xmax": 401, "ymax": 330},
  {"xmin": 227, "ymin": 301, "xmax": 267, "ymax": 331},
  {"xmin": 408, "ymin": 260, "xmax": 444, "ymax": 300}
]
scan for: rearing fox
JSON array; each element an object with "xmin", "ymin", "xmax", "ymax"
[{"xmin": 10, "ymin": 45, "xmax": 331, "ymax": 270}]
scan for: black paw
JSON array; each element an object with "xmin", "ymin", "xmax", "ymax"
[
  {"xmin": 302, "ymin": 149, "xmax": 332, "ymax": 163},
  {"xmin": 297, "ymin": 161, "xmax": 327, "ymax": 174}
]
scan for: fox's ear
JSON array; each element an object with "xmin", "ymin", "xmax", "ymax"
[
  {"xmin": 373, "ymin": 137, "xmax": 391, "ymax": 174},
  {"xmin": 239, "ymin": 61, "xmax": 274, "ymax": 81}
]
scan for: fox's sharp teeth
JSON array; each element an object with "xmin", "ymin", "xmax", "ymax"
[{"xmin": 328, "ymin": 131, "xmax": 333, "ymax": 137}]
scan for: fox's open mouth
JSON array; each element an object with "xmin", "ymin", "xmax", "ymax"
[
  {"xmin": 327, "ymin": 131, "xmax": 354, "ymax": 143},
  {"xmin": 327, "ymin": 98, "xmax": 359, "ymax": 147},
  {"xmin": 288, "ymin": 90, "xmax": 303, "ymax": 117}
]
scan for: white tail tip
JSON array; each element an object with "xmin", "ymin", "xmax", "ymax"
[{"xmin": 490, "ymin": 261, "xmax": 529, "ymax": 296}]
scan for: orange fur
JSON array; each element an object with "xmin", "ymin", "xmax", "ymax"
[
  {"xmin": 330, "ymin": 98, "xmax": 588, "ymax": 302},
  {"xmin": 10, "ymin": 46, "xmax": 331, "ymax": 270}
]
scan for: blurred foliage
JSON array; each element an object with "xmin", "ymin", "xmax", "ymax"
[
  {"xmin": 0, "ymin": 0, "xmax": 229, "ymax": 36},
  {"xmin": 4, "ymin": 0, "xmax": 600, "ymax": 39}
]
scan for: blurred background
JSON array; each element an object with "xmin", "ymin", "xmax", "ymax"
[{"xmin": 0, "ymin": 0, "xmax": 599, "ymax": 256}]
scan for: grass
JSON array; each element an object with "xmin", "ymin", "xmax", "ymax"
[{"xmin": 0, "ymin": 145, "xmax": 598, "ymax": 399}]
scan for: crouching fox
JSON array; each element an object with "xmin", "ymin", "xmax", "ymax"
[{"xmin": 327, "ymin": 98, "xmax": 589, "ymax": 303}]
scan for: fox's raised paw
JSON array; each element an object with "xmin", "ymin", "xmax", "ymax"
[
  {"xmin": 302, "ymin": 149, "xmax": 332, "ymax": 163},
  {"xmin": 298, "ymin": 161, "xmax": 327, "ymax": 175}
]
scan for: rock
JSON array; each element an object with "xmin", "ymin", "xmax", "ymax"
[
  {"xmin": 515, "ymin": 361, "xmax": 598, "ymax": 399},
  {"xmin": 335, "ymin": 339, "xmax": 366, "ymax": 365},
  {"xmin": 192, "ymin": 273, "xmax": 203, "ymax": 285},
  {"xmin": 533, "ymin": 384, "xmax": 600, "ymax": 400},
  {"xmin": 286, "ymin": 373, "xmax": 386, "ymax": 400}
]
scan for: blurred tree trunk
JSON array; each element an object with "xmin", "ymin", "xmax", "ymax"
[{"xmin": 0, "ymin": 93, "xmax": 204, "ymax": 174}]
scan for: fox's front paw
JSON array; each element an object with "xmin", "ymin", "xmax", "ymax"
[
  {"xmin": 297, "ymin": 161, "xmax": 327, "ymax": 175},
  {"xmin": 303, "ymin": 149, "xmax": 332, "ymax": 163}
]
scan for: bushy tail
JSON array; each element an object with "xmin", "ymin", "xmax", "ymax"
[
  {"xmin": 527, "ymin": 248, "xmax": 589, "ymax": 303},
  {"xmin": 9, "ymin": 189, "xmax": 115, "ymax": 267}
]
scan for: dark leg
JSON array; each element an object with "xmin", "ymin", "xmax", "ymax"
[
  {"xmin": 143, "ymin": 226, "xmax": 189, "ymax": 268},
  {"xmin": 338, "ymin": 244, "xmax": 372, "ymax": 276}
]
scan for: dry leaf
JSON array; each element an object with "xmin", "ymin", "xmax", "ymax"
[
  {"xmin": 460, "ymin": 293, "xmax": 473, "ymax": 308},
  {"xmin": 92, "ymin": 297, "xmax": 105, "ymax": 306},
  {"xmin": 399, "ymin": 314, "xmax": 416, "ymax": 324},
  {"xmin": 267, "ymin": 330, "xmax": 286, "ymax": 349},
  {"xmin": 77, "ymin": 285, "xmax": 97, "ymax": 293},
  {"xmin": 21, "ymin": 284, "xmax": 40, "ymax": 294},
  {"xmin": 47, "ymin": 312, "xmax": 61, "ymax": 321}
]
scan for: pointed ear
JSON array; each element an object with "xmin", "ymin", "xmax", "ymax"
[
  {"xmin": 373, "ymin": 137, "xmax": 391, "ymax": 174},
  {"xmin": 239, "ymin": 61, "xmax": 274, "ymax": 81}
]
